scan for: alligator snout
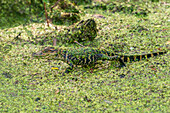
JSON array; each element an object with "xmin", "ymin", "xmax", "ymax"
[{"xmin": 32, "ymin": 52, "xmax": 43, "ymax": 57}]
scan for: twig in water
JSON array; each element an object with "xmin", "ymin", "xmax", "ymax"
[
  {"xmin": 44, "ymin": 2, "xmax": 49, "ymax": 27},
  {"xmin": 51, "ymin": 0, "xmax": 61, "ymax": 12},
  {"xmin": 74, "ymin": 40, "xmax": 86, "ymax": 47}
]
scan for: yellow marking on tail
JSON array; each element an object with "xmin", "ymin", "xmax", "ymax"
[
  {"xmin": 134, "ymin": 56, "xmax": 136, "ymax": 61},
  {"xmin": 151, "ymin": 53, "xmax": 154, "ymax": 57},
  {"xmin": 140, "ymin": 55, "xmax": 142, "ymax": 60},
  {"xmin": 127, "ymin": 57, "xmax": 130, "ymax": 62},
  {"xmin": 145, "ymin": 55, "xmax": 147, "ymax": 59}
]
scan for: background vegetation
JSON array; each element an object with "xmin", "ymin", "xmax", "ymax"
[{"xmin": 0, "ymin": 0, "xmax": 169, "ymax": 112}]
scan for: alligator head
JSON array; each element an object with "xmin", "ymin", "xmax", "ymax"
[{"xmin": 32, "ymin": 47, "xmax": 59, "ymax": 59}]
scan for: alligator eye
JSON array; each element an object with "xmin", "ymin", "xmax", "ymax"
[
  {"xmin": 43, "ymin": 49, "xmax": 48, "ymax": 52},
  {"xmin": 44, "ymin": 49, "xmax": 51, "ymax": 53},
  {"xmin": 39, "ymin": 52, "xmax": 44, "ymax": 55}
]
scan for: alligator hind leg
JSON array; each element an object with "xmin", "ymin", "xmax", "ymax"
[
  {"xmin": 109, "ymin": 55, "xmax": 126, "ymax": 67},
  {"xmin": 97, "ymin": 54, "xmax": 126, "ymax": 68},
  {"xmin": 98, "ymin": 54, "xmax": 126, "ymax": 67}
]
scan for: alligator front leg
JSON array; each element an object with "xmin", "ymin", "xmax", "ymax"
[{"xmin": 64, "ymin": 61, "xmax": 74, "ymax": 74}]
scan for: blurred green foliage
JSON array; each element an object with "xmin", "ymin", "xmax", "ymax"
[
  {"xmin": 0, "ymin": 0, "xmax": 89, "ymax": 29},
  {"xmin": 0, "ymin": 0, "xmax": 44, "ymax": 28},
  {"xmin": 0, "ymin": 0, "xmax": 163, "ymax": 29}
]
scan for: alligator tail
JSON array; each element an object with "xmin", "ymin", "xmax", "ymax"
[{"xmin": 120, "ymin": 51, "xmax": 167, "ymax": 62}]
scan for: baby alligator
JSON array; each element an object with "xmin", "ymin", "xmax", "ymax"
[{"xmin": 32, "ymin": 47, "xmax": 167, "ymax": 73}]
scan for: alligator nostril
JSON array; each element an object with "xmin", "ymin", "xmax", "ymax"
[{"xmin": 32, "ymin": 53, "xmax": 37, "ymax": 56}]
